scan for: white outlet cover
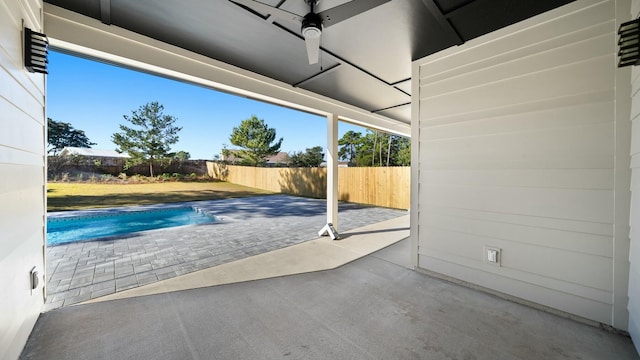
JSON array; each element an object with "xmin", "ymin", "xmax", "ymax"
[
  {"xmin": 485, "ymin": 246, "xmax": 501, "ymax": 266},
  {"xmin": 487, "ymin": 249, "xmax": 498, "ymax": 262}
]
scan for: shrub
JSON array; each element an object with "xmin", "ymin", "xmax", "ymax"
[{"xmin": 131, "ymin": 174, "xmax": 146, "ymax": 183}]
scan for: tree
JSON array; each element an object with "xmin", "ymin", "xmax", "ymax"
[
  {"xmin": 394, "ymin": 137, "xmax": 411, "ymax": 166},
  {"xmin": 338, "ymin": 130, "xmax": 362, "ymax": 166},
  {"xmin": 229, "ymin": 115, "xmax": 283, "ymax": 166},
  {"xmin": 47, "ymin": 118, "xmax": 96, "ymax": 154},
  {"xmin": 289, "ymin": 146, "xmax": 324, "ymax": 167},
  {"xmin": 341, "ymin": 129, "xmax": 410, "ymax": 167},
  {"xmin": 353, "ymin": 130, "xmax": 377, "ymax": 166},
  {"xmin": 111, "ymin": 102, "xmax": 182, "ymax": 177},
  {"xmin": 173, "ymin": 151, "xmax": 191, "ymax": 161}
]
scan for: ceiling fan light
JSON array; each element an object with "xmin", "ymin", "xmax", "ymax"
[
  {"xmin": 302, "ymin": 26, "xmax": 322, "ymax": 39},
  {"xmin": 301, "ymin": 12, "xmax": 322, "ymax": 39}
]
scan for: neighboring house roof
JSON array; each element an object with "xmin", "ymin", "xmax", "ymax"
[
  {"xmin": 60, "ymin": 147, "xmax": 130, "ymax": 158},
  {"xmin": 265, "ymin": 152, "xmax": 290, "ymax": 165},
  {"xmin": 320, "ymin": 161, "xmax": 350, "ymax": 168}
]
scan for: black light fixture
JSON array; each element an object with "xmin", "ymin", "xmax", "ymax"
[
  {"xmin": 24, "ymin": 27, "xmax": 49, "ymax": 74},
  {"xmin": 618, "ymin": 18, "xmax": 640, "ymax": 68}
]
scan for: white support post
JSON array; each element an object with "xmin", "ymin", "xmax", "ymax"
[{"xmin": 319, "ymin": 113, "xmax": 339, "ymax": 239}]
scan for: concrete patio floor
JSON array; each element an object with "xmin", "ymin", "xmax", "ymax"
[
  {"xmin": 22, "ymin": 236, "xmax": 639, "ymax": 359},
  {"xmin": 45, "ymin": 195, "xmax": 407, "ymax": 309}
]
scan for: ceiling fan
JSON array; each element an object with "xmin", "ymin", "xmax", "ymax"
[{"xmin": 230, "ymin": 0, "xmax": 391, "ymax": 64}]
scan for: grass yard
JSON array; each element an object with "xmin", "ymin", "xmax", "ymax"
[{"xmin": 47, "ymin": 181, "xmax": 274, "ymax": 211}]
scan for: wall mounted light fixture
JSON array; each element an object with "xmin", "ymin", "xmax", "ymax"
[
  {"xmin": 24, "ymin": 27, "xmax": 49, "ymax": 74},
  {"xmin": 619, "ymin": 18, "xmax": 640, "ymax": 68}
]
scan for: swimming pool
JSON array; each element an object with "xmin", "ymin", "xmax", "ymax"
[{"xmin": 47, "ymin": 207, "xmax": 216, "ymax": 245}]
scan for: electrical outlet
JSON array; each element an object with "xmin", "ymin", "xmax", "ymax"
[
  {"xmin": 485, "ymin": 246, "xmax": 501, "ymax": 266},
  {"xmin": 30, "ymin": 266, "xmax": 39, "ymax": 295}
]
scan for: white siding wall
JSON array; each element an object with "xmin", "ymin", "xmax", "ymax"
[
  {"xmin": 412, "ymin": 0, "xmax": 632, "ymax": 328},
  {"xmin": 0, "ymin": 0, "xmax": 47, "ymax": 359},
  {"xmin": 629, "ymin": 0, "xmax": 640, "ymax": 352}
]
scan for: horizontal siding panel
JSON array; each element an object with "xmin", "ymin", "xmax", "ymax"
[
  {"xmin": 418, "ymin": 252, "xmax": 612, "ymax": 305},
  {"xmin": 631, "ymin": 89, "xmax": 640, "ymax": 121},
  {"xmin": 421, "ymin": 185, "xmax": 613, "ymax": 223},
  {"xmin": 0, "ymin": 61, "xmax": 45, "ymax": 118},
  {"xmin": 0, "ymin": 144, "xmax": 43, "ymax": 166},
  {"xmin": 0, "ymin": 190, "xmax": 44, "ymax": 264},
  {"xmin": 418, "ymin": 254, "xmax": 613, "ymax": 324},
  {"xmin": 631, "ymin": 118, "xmax": 640, "ymax": 156},
  {"xmin": 419, "ymin": 152, "xmax": 613, "ymax": 170},
  {"xmin": 424, "ymin": 213, "xmax": 613, "ymax": 257},
  {"xmin": 420, "ymin": 32, "xmax": 613, "ymax": 96},
  {"xmin": 420, "ymin": 122, "xmax": 614, "ymax": 170},
  {"xmin": 421, "ymin": 101, "xmax": 613, "ymax": 140},
  {"xmin": 0, "ymin": 165, "xmax": 44, "ymax": 261},
  {"xmin": 419, "ymin": 230, "xmax": 613, "ymax": 293},
  {"xmin": 420, "ymin": 22, "xmax": 613, "ymax": 87},
  {"xmin": 632, "ymin": 168, "xmax": 640, "ymax": 191},
  {"xmin": 632, "ymin": 64, "xmax": 640, "ymax": 97},
  {"xmin": 0, "ymin": 163, "xmax": 43, "ymax": 194},
  {"xmin": 22, "ymin": 0, "xmax": 42, "ymax": 28},
  {"xmin": 420, "ymin": 56, "xmax": 615, "ymax": 118},
  {"xmin": 420, "ymin": 169, "xmax": 612, "ymax": 190},
  {"xmin": 430, "ymin": 207, "xmax": 613, "ymax": 237},
  {"xmin": 628, "ymin": 253, "xmax": 639, "ymax": 339},
  {"xmin": 420, "ymin": 91, "xmax": 615, "ymax": 128},
  {"xmin": 0, "ymin": 1, "xmax": 24, "ymax": 60},
  {"xmin": 629, "ymin": 182, "xmax": 640, "ymax": 242},
  {"xmin": 630, "ymin": 238, "xmax": 639, "ymax": 273},
  {"xmin": 631, "ymin": 167, "xmax": 640, "ymax": 264},
  {"xmin": 418, "ymin": 0, "xmax": 613, "ymax": 80},
  {"xmin": 0, "ymin": 98, "xmax": 44, "ymax": 153},
  {"xmin": 631, "ymin": 68, "xmax": 640, "ymax": 99}
]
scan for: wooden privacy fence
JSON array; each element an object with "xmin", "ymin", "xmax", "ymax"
[{"xmin": 207, "ymin": 162, "xmax": 410, "ymax": 209}]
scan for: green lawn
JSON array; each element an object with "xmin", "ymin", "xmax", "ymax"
[{"xmin": 47, "ymin": 181, "xmax": 274, "ymax": 211}]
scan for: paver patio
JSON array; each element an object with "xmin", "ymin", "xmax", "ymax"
[{"xmin": 45, "ymin": 195, "xmax": 407, "ymax": 310}]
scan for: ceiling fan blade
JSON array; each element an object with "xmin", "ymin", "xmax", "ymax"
[
  {"xmin": 304, "ymin": 34, "xmax": 321, "ymax": 64},
  {"xmin": 318, "ymin": 0, "xmax": 391, "ymax": 28},
  {"xmin": 230, "ymin": 0, "xmax": 303, "ymax": 24}
]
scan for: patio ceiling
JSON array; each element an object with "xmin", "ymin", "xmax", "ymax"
[{"xmin": 43, "ymin": 0, "xmax": 574, "ymax": 127}]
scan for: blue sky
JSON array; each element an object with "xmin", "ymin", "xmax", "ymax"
[{"xmin": 46, "ymin": 51, "xmax": 368, "ymax": 160}]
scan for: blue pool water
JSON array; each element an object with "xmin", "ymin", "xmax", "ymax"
[{"xmin": 47, "ymin": 207, "xmax": 216, "ymax": 245}]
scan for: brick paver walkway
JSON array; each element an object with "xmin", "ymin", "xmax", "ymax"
[{"xmin": 45, "ymin": 195, "xmax": 407, "ymax": 310}]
